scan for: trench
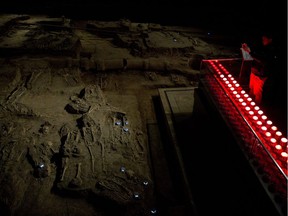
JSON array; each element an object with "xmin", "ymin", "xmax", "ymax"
[{"xmin": 148, "ymin": 87, "xmax": 281, "ymax": 216}]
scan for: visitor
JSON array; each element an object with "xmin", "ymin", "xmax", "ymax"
[{"xmin": 242, "ymin": 31, "xmax": 280, "ymax": 105}]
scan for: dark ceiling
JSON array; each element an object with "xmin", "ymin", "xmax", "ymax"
[
  {"xmin": 1, "ymin": 1, "xmax": 286, "ymax": 23},
  {"xmin": 0, "ymin": 1, "xmax": 287, "ymax": 41}
]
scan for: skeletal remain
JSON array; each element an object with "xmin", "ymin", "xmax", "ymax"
[
  {"xmin": 60, "ymin": 166, "xmax": 68, "ymax": 182},
  {"xmin": 60, "ymin": 157, "xmax": 69, "ymax": 182},
  {"xmin": 100, "ymin": 141, "xmax": 105, "ymax": 172},
  {"xmin": 75, "ymin": 130, "xmax": 80, "ymax": 143},
  {"xmin": 76, "ymin": 163, "xmax": 82, "ymax": 179},
  {"xmin": 69, "ymin": 162, "xmax": 82, "ymax": 187},
  {"xmin": 66, "ymin": 132, "xmax": 71, "ymax": 144},
  {"xmin": 16, "ymin": 150, "xmax": 25, "ymax": 161},
  {"xmin": 6, "ymin": 85, "xmax": 27, "ymax": 104},
  {"xmin": 87, "ymin": 145, "xmax": 95, "ymax": 173},
  {"xmin": 136, "ymin": 130, "xmax": 145, "ymax": 153},
  {"xmin": 26, "ymin": 70, "xmax": 43, "ymax": 90},
  {"xmin": 83, "ymin": 127, "xmax": 95, "ymax": 143},
  {"xmin": 87, "ymin": 105, "xmax": 95, "ymax": 114},
  {"xmin": 90, "ymin": 127, "xmax": 95, "ymax": 142}
]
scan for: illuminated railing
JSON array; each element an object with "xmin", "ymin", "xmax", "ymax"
[{"xmin": 200, "ymin": 59, "xmax": 287, "ymax": 216}]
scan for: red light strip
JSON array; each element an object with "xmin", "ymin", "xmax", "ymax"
[{"xmin": 207, "ymin": 60, "xmax": 288, "ymax": 176}]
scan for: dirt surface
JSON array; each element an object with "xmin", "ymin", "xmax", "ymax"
[{"xmin": 0, "ymin": 13, "xmax": 266, "ymax": 216}]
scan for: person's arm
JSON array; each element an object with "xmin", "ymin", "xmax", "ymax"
[
  {"xmin": 241, "ymin": 43, "xmax": 251, "ymax": 53},
  {"xmin": 241, "ymin": 43, "xmax": 253, "ymax": 60}
]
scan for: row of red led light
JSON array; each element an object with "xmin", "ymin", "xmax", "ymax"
[{"xmin": 207, "ymin": 60, "xmax": 287, "ymax": 175}]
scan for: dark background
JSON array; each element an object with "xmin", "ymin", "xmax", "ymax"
[{"xmin": 1, "ymin": 0, "xmax": 287, "ymax": 31}]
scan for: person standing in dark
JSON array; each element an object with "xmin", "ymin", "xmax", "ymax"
[{"xmin": 242, "ymin": 31, "xmax": 281, "ymax": 105}]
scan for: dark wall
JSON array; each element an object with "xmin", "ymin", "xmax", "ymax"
[
  {"xmin": 1, "ymin": 1, "xmax": 287, "ymax": 48},
  {"xmin": 1, "ymin": 1, "xmax": 286, "ymax": 28}
]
